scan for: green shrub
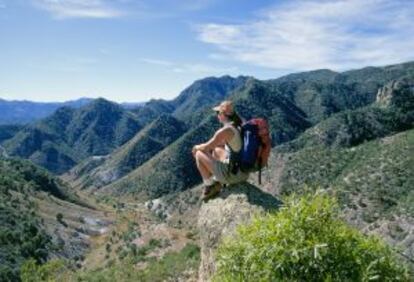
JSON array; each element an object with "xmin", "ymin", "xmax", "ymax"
[
  {"xmin": 74, "ymin": 243, "xmax": 200, "ymax": 282},
  {"xmin": 148, "ymin": 238, "xmax": 162, "ymax": 249},
  {"xmin": 56, "ymin": 213, "xmax": 68, "ymax": 227},
  {"xmin": 214, "ymin": 191, "xmax": 410, "ymax": 281},
  {"xmin": 20, "ymin": 259, "xmax": 68, "ymax": 282},
  {"xmin": 56, "ymin": 213, "xmax": 63, "ymax": 222},
  {"xmin": 140, "ymin": 243, "xmax": 200, "ymax": 281}
]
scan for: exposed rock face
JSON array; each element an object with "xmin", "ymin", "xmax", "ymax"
[
  {"xmin": 197, "ymin": 183, "xmax": 281, "ymax": 281},
  {"xmin": 0, "ymin": 145, "xmax": 8, "ymax": 158},
  {"xmin": 376, "ymin": 78, "xmax": 414, "ymax": 108},
  {"xmin": 376, "ymin": 80, "xmax": 400, "ymax": 107}
]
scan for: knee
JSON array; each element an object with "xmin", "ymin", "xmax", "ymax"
[
  {"xmin": 195, "ymin": 150, "xmax": 205, "ymax": 161},
  {"xmin": 213, "ymin": 147, "xmax": 225, "ymax": 161},
  {"xmin": 212, "ymin": 148, "xmax": 219, "ymax": 159},
  {"xmin": 195, "ymin": 151, "xmax": 206, "ymax": 169}
]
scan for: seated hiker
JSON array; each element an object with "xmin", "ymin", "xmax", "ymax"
[{"xmin": 192, "ymin": 100, "xmax": 249, "ymax": 200}]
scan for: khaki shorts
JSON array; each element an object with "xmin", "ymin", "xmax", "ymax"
[{"xmin": 212, "ymin": 159, "xmax": 249, "ymax": 184}]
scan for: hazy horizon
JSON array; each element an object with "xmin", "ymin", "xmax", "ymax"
[
  {"xmin": 0, "ymin": 96, "xmax": 146, "ymax": 104},
  {"xmin": 2, "ymin": 58, "xmax": 414, "ymax": 103}
]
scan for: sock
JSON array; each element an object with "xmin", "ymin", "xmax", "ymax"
[{"xmin": 203, "ymin": 177, "xmax": 214, "ymax": 186}]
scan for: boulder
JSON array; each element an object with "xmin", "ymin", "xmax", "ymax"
[{"xmin": 197, "ymin": 182, "xmax": 281, "ymax": 281}]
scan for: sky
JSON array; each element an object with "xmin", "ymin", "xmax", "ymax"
[{"xmin": 0, "ymin": 0, "xmax": 413, "ymax": 103}]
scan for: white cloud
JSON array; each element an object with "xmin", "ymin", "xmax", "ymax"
[
  {"xmin": 141, "ymin": 57, "xmax": 238, "ymax": 74},
  {"xmin": 196, "ymin": 0, "xmax": 414, "ymax": 71},
  {"xmin": 172, "ymin": 63, "xmax": 238, "ymax": 74},
  {"xmin": 31, "ymin": 0, "xmax": 220, "ymax": 21},
  {"xmin": 140, "ymin": 58, "xmax": 174, "ymax": 67},
  {"xmin": 33, "ymin": 0, "xmax": 217, "ymax": 20},
  {"xmin": 33, "ymin": 0, "xmax": 123, "ymax": 19}
]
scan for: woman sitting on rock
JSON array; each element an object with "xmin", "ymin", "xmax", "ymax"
[{"xmin": 192, "ymin": 100, "xmax": 249, "ymax": 200}]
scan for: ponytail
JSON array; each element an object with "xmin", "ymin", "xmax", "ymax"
[{"xmin": 227, "ymin": 112, "xmax": 243, "ymax": 129}]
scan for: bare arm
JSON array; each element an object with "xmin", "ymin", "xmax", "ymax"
[{"xmin": 192, "ymin": 127, "xmax": 234, "ymax": 155}]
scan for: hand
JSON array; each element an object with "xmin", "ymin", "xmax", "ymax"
[{"xmin": 192, "ymin": 144, "xmax": 203, "ymax": 156}]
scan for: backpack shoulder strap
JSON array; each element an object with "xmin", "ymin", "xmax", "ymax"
[
  {"xmin": 224, "ymin": 124, "xmax": 242, "ymax": 152},
  {"xmin": 224, "ymin": 124, "xmax": 242, "ymax": 175},
  {"xmin": 224, "ymin": 124, "xmax": 240, "ymax": 135}
]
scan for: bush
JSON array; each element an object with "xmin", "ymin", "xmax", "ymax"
[
  {"xmin": 74, "ymin": 243, "xmax": 200, "ymax": 282},
  {"xmin": 56, "ymin": 213, "xmax": 63, "ymax": 222},
  {"xmin": 20, "ymin": 259, "xmax": 68, "ymax": 282},
  {"xmin": 56, "ymin": 213, "xmax": 68, "ymax": 227},
  {"xmin": 214, "ymin": 191, "xmax": 410, "ymax": 281},
  {"xmin": 148, "ymin": 238, "xmax": 162, "ymax": 249}
]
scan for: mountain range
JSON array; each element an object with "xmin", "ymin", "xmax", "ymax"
[
  {"xmin": 1, "ymin": 62, "xmax": 412, "ymax": 194},
  {"xmin": 0, "ymin": 97, "xmax": 145, "ymax": 125},
  {"xmin": 0, "ymin": 156, "xmax": 111, "ymax": 281},
  {"xmin": 85, "ymin": 61, "xmax": 414, "ymax": 200},
  {"xmin": 1, "ymin": 61, "xmax": 413, "ymax": 279},
  {"xmin": 0, "ymin": 98, "xmax": 93, "ymax": 125},
  {"xmin": 2, "ymin": 99, "xmax": 142, "ymax": 173}
]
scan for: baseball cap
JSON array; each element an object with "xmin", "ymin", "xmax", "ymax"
[{"xmin": 212, "ymin": 100, "xmax": 234, "ymax": 115}]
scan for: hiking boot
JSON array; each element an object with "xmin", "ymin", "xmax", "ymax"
[{"xmin": 202, "ymin": 182, "xmax": 222, "ymax": 201}]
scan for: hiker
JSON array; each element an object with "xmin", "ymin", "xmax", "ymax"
[{"xmin": 192, "ymin": 100, "xmax": 249, "ymax": 200}]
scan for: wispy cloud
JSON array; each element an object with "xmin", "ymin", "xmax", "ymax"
[
  {"xmin": 33, "ymin": 0, "xmax": 123, "ymax": 19},
  {"xmin": 32, "ymin": 0, "xmax": 217, "ymax": 20},
  {"xmin": 196, "ymin": 0, "xmax": 414, "ymax": 71},
  {"xmin": 172, "ymin": 64, "xmax": 237, "ymax": 74},
  {"xmin": 141, "ymin": 57, "xmax": 238, "ymax": 74},
  {"xmin": 140, "ymin": 58, "xmax": 174, "ymax": 67}
]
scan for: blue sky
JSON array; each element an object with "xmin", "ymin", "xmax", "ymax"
[{"xmin": 1, "ymin": 0, "xmax": 413, "ymax": 103}]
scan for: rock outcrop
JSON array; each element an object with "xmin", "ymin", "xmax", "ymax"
[
  {"xmin": 197, "ymin": 182, "xmax": 281, "ymax": 281},
  {"xmin": 0, "ymin": 145, "xmax": 8, "ymax": 158},
  {"xmin": 376, "ymin": 78, "xmax": 414, "ymax": 108}
]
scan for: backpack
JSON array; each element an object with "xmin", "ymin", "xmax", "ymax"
[{"xmin": 228, "ymin": 118, "xmax": 271, "ymax": 184}]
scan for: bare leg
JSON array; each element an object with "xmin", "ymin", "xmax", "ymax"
[
  {"xmin": 195, "ymin": 150, "xmax": 215, "ymax": 180},
  {"xmin": 195, "ymin": 150, "xmax": 222, "ymax": 200},
  {"xmin": 213, "ymin": 147, "xmax": 227, "ymax": 162}
]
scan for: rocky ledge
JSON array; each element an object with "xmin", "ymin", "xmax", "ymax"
[{"xmin": 197, "ymin": 182, "xmax": 282, "ymax": 281}]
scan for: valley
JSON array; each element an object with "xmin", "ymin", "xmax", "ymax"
[{"xmin": 1, "ymin": 61, "xmax": 413, "ymax": 280}]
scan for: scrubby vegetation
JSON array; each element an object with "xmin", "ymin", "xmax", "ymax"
[
  {"xmin": 278, "ymin": 129, "xmax": 414, "ymax": 219},
  {"xmin": 0, "ymin": 157, "xmax": 69, "ymax": 199},
  {"xmin": 20, "ymin": 259, "xmax": 69, "ymax": 282},
  {"xmin": 0, "ymin": 157, "xmax": 86, "ymax": 281},
  {"xmin": 214, "ymin": 192, "xmax": 411, "ymax": 281},
  {"xmin": 2, "ymin": 61, "xmax": 413, "ymax": 281},
  {"xmin": 20, "ymin": 243, "xmax": 200, "ymax": 282},
  {"xmin": 3, "ymin": 99, "xmax": 142, "ymax": 173},
  {"xmin": 279, "ymin": 78, "xmax": 414, "ymax": 152},
  {"xmin": 0, "ymin": 158, "xmax": 57, "ymax": 281},
  {"xmin": 0, "ymin": 124, "xmax": 23, "ymax": 143},
  {"xmin": 70, "ymin": 114, "xmax": 188, "ymax": 190},
  {"xmin": 106, "ymin": 62, "xmax": 414, "ymax": 200}
]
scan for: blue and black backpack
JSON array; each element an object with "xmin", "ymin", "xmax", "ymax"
[{"xmin": 228, "ymin": 118, "xmax": 271, "ymax": 184}]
